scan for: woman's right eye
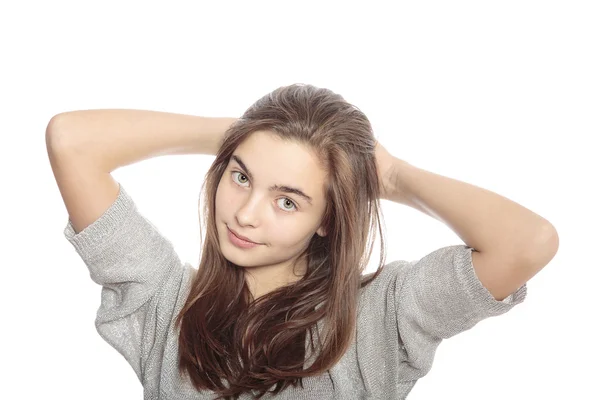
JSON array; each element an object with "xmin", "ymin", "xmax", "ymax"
[{"xmin": 232, "ymin": 171, "xmax": 249, "ymax": 186}]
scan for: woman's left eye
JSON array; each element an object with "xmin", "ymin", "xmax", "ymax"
[{"xmin": 277, "ymin": 198, "xmax": 297, "ymax": 212}]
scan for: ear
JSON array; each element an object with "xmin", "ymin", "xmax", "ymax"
[{"xmin": 316, "ymin": 226, "xmax": 327, "ymax": 237}]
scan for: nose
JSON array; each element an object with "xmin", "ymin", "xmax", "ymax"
[{"xmin": 234, "ymin": 195, "xmax": 263, "ymax": 228}]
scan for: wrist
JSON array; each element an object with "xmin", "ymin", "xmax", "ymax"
[{"xmin": 383, "ymin": 158, "xmax": 417, "ymax": 207}]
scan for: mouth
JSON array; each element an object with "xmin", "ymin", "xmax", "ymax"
[{"xmin": 227, "ymin": 225, "xmax": 262, "ymax": 245}]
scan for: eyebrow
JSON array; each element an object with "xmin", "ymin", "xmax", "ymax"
[{"xmin": 231, "ymin": 154, "xmax": 313, "ymax": 205}]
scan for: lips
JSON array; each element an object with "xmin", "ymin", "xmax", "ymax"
[{"xmin": 227, "ymin": 226, "xmax": 261, "ymax": 244}]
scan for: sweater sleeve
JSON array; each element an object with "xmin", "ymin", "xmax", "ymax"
[
  {"xmin": 63, "ymin": 182, "xmax": 186, "ymax": 384},
  {"xmin": 352, "ymin": 244, "xmax": 528, "ymax": 396},
  {"xmin": 394, "ymin": 244, "xmax": 527, "ymax": 374}
]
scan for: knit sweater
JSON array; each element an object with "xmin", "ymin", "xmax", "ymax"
[{"xmin": 63, "ymin": 182, "xmax": 527, "ymax": 399}]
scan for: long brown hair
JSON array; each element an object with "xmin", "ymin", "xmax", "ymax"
[{"xmin": 174, "ymin": 83, "xmax": 388, "ymax": 399}]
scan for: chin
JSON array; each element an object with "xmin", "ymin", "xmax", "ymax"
[{"xmin": 221, "ymin": 250, "xmax": 253, "ymax": 269}]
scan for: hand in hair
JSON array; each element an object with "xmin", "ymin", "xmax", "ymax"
[{"xmin": 374, "ymin": 140, "xmax": 411, "ymax": 204}]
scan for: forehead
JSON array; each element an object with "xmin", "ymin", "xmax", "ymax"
[{"xmin": 231, "ymin": 131, "xmax": 328, "ymax": 202}]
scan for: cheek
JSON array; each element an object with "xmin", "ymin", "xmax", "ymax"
[
  {"xmin": 215, "ymin": 180, "xmax": 233, "ymax": 214},
  {"xmin": 270, "ymin": 221, "xmax": 313, "ymax": 246}
]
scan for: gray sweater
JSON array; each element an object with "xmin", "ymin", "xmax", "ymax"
[{"xmin": 64, "ymin": 182, "xmax": 527, "ymax": 399}]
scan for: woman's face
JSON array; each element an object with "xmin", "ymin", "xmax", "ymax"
[{"xmin": 215, "ymin": 130, "xmax": 328, "ymax": 284}]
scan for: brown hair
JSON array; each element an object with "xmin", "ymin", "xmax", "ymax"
[{"xmin": 174, "ymin": 83, "xmax": 388, "ymax": 399}]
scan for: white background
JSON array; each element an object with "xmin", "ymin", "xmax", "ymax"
[{"xmin": 1, "ymin": 1, "xmax": 598, "ymax": 399}]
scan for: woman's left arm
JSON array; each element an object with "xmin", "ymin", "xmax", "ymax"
[{"xmin": 375, "ymin": 141, "xmax": 559, "ymax": 301}]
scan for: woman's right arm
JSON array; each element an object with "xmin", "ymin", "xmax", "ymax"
[
  {"xmin": 46, "ymin": 109, "xmax": 237, "ymax": 172},
  {"xmin": 46, "ymin": 109, "xmax": 237, "ymax": 233}
]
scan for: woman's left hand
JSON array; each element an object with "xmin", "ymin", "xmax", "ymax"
[
  {"xmin": 374, "ymin": 140, "xmax": 395, "ymax": 200},
  {"xmin": 375, "ymin": 140, "xmax": 414, "ymax": 204}
]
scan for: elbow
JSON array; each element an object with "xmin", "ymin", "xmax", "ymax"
[
  {"xmin": 524, "ymin": 223, "xmax": 560, "ymax": 268},
  {"xmin": 45, "ymin": 113, "xmax": 76, "ymax": 153}
]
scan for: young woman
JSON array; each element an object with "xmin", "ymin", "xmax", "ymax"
[{"xmin": 47, "ymin": 84, "xmax": 558, "ymax": 399}]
